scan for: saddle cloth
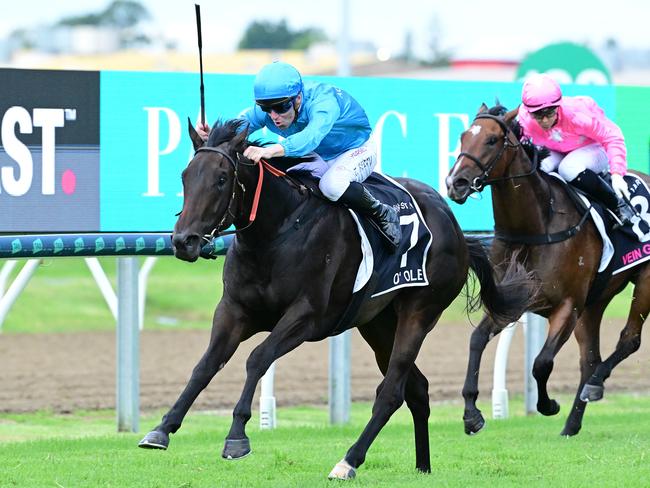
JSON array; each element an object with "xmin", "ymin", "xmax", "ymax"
[
  {"xmin": 609, "ymin": 174, "xmax": 650, "ymax": 275},
  {"xmin": 349, "ymin": 172, "xmax": 433, "ymax": 297},
  {"xmin": 551, "ymin": 172, "xmax": 650, "ymax": 275}
]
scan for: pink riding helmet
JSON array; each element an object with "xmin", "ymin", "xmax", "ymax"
[{"xmin": 521, "ymin": 73, "xmax": 563, "ymax": 112}]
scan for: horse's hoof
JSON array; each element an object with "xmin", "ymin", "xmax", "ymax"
[
  {"xmin": 463, "ymin": 411, "xmax": 486, "ymax": 435},
  {"xmin": 222, "ymin": 437, "xmax": 251, "ymax": 460},
  {"xmin": 560, "ymin": 424, "xmax": 581, "ymax": 437},
  {"xmin": 538, "ymin": 399, "xmax": 560, "ymax": 416},
  {"xmin": 138, "ymin": 430, "xmax": 169, "ymax": 450},
  {"xmin": 580, "ymin": 383, "xmax": 604, "ymax": 402},
  {"xmin": 328, "ymin": 459, "xmax": 356, "ymax": 480}
]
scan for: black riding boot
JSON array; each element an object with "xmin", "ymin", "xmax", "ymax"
[
  {"xmin": 571, "ymin": 169, "xmax": 634, "ymax": 226},
  {"xmin": 339, "ymin": 182, "xmax": 401, "ymax": 251}
]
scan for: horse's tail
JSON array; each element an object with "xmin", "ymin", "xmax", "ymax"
[{"xmin": 465, "ymin": 236, "xmax": 536, "ymax": 327}]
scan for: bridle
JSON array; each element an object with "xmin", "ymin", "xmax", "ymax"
[
  {"xmin": 456, "ymin": 114, "xmax": 591, "ymax": 245},
  {"xmin": 192, "ymin": 145, "xmax": 286, "ymax": 242},
  {"xmin": 455, "ymin": 113, "xmax": 536, "ymax": 192}
]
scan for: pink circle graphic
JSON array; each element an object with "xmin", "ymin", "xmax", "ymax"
[{"xmin": 61, "ymin": 169, "xmax": 77, "ymax": 195}]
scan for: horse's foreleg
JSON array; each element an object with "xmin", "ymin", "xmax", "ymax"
[
  {"xmin": 581, "ymin": 277, "xmax": 650, "ymax": 404},
  {"xmin": 461, "ymin": 315, "xmax": 499, "ymax": 435},
  {"xmin": 534, "ymin": 300, "xmax": 577, "ymax": 416},
  {"xmin": 139, "ymin": 301, "xmax": 252, "ymax": 450},
  {"xmin": 561, "ymin": 303, "xmax": 605, "ymax": 436},
  {"xmin": 222, "ymin": 307, "xmax": 314, "ymax": 460}
]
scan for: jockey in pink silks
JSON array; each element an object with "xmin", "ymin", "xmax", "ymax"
[{"xmin": 517, "ymin": 73, "xmax": 634, "ymax": 225}]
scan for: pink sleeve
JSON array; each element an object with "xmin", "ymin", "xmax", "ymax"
[{"xmin": 574, "ymin": 102, "xmax": 627, "ymax": 175}]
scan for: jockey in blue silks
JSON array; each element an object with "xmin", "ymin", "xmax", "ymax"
[{"xmin": 197, "ymin": 61, "xmax": 401, "ymax": 250}]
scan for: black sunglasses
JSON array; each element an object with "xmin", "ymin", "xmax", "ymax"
[
  {"xmin": 257, "ymin": 97, "xmax": 295, "ymax": 114},
  {"xmin": 531, "ymin": 106, "xmax": 558, "ymax": 120}
]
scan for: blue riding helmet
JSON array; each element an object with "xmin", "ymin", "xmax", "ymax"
[{"xmin": 253, "ymin": 61, "xmax": 303, "ymax": 101}]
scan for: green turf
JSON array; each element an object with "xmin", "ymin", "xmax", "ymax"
[
  {"xmin": 0, "ymin": 257, "xmax": 635, "ymax": 335},
  {"xmin": 0, "ymin": 395, "xmax": 649, "ymax": 487}
]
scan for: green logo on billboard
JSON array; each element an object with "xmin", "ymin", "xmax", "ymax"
[
  {"xmin": 155, "ymin": 237, "xmax": 166, "ymax": 253},
  {"xmin": 517, "ymin": 42, "xmax": 611, "ymax": 85},
  {"xmin": 53, "ymin": 238, "xmax": 64, "ymax": 254},
  {"xmin": 11, "ymin": 239, "xmax": 22, "ymax": 254},
  {"xmin": 32, "ymin": 239, "xmax": 43, "ymax": 254},
  {"xmin": 115, "ymin": 237, "xmax": 126, "ymax": 252},
  {"xmin": 74, "ymin": 238, "xmax": 85, "ymax": 253},
  {"xmin": 95, "ymin": 237, "xmax": 105, "ymax": 253},
  {"xmin": 136, "ymin": 237, "xmax": 145, "ymax": 252}
]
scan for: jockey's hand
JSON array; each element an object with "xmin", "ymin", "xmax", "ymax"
[
  {"xmin": 197, "ymin": 122, "xmax": 210, "ymax": 141},
  {"xmin": 612, "ymin": 173, "xmax": 631, "ymax": 200},
  {"xmin": 243, "ymin": 144, "xmax": 285, "ymax": 163}
]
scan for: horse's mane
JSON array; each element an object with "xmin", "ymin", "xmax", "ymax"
[
  {"xmin": 206, "ymin": 118, "xmax": 314, "ymax": 171},
  {"xmin": 486, "ymin": 104, "xmax": 550, "ymax": 163}
]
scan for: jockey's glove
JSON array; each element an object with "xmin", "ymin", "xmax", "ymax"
[{"xmin": 612, "ymin": 173, "xmax": 631, "ymax": 200}]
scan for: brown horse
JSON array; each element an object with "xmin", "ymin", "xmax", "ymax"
[
  {"xmin": 446, "ymin": 103, "xmax": 650, "ymax": 437},
  {"xmin": 137, "ymin": 118, "xmax": 533, "ymax": 479}
]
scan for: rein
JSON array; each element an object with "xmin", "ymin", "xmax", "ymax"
[{"xmin": 193, "ymin": 146, "xmax": 287, "ymax": 240}]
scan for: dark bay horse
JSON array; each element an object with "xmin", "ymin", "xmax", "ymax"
[
  {"xmin": 446, "ymin": 104, "xmax": 650, "ymax": 437},
  {"xmin": 138, "ymin": 118, "xmax": 533, "ymax": 479}
]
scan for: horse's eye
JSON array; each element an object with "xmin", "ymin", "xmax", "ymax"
[
  {"xmin": 486, "ymin": 135, "xmax": 498, "ymax": 146},
  {"xmin": 218, "ymin": 176, "xmax": 227, "ymax": 186}
]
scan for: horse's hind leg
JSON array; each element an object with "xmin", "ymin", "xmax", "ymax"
[
  {"xmin": 581, "ymin": 271, "xmax": 650, "ymax": 403},
  {"xmin": 357, "ymin": 312, "xmax": 431, "ymax": 473},
  {"xmin": 461, "ymin": 314, "xmax": 502, "ymax": 435},
  {"xmin": 329, "ymin": 296, "xmax": 441, "ymax": 479},
  {"xmin": 139, "ymin": 301, "xmax": 253, "ymax": 450},
  {"xmin": 560, "ymin": 301, "xmax": 606, "ymax": 436}
]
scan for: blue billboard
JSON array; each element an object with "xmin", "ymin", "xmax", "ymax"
[{"xmin": 100, "ymin": 71, "xmax": 616, "ymax": 232}]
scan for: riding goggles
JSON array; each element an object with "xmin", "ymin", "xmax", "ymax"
[
  {"xmin": 531, "ymin": 105, "xmax": 558, "ymax": 120},
  {"xmin": 256, "ymin": 96, "xmax": 295, "ymax": 114}
]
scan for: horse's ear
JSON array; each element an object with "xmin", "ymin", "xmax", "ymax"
[
  {"xmin": 187, "ymin": 117, "xmax": 204, "ymax": 151},
  {"xmin": 504, "ymin": 108, "xmax": 518, "ymax": 124},
  {"xmin": 477, "ymin": 103, "xmax": 489, "ymax": 115},
  {"xmin": 230, "ymin": 124, "xmax": 250, "ymax": 151}
]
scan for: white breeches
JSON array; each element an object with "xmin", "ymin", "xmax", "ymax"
[
  {"xmin": 540, "ymin": 143, "xmax": 609, "ymax": 181},
  {"xmin": 287, "ymin": 139, "xmax": 377, "ymax": 201}
]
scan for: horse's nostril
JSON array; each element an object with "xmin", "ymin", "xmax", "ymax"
[
  {"xmin": 184, "ymin": 234, "xmax": 200, "ymax": 249},
  {"xmin": 172, "ymin": 232, "xmax": 200, "ymax": 251},
  {"xmin": 454, "ymin": 178, "xmax": 470, "ymax": 191}
]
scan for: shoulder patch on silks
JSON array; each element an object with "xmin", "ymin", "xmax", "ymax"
[
  {"xmin": 610, "ymin": 175, "xmax": 650, "ymax": 275},
  {"xmin": 349, "ymin": 173, "xmax": 433, "ymax": 298}
]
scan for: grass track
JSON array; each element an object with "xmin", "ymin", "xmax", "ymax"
[{"xmin": 1, "ymin": 395, "xmax": 649, "ymax": 487}]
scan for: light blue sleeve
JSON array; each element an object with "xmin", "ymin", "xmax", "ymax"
[
  {"xmin": 280, "ymin": 89, "xmax": 341, "ymax": 156},
  {"xmin": 238, "ymin": 106, "xmax": 265, "ymax": 134}
]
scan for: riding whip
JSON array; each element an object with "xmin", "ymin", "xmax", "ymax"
[{"xmin": 195, "ymin": 3, "xmax": 205, "ymax": 126}]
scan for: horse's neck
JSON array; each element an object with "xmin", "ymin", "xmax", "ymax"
[
  {"xmin": 234, "ymin": 162, "xmax": 308, "ymax": 242},
  {"xmin": 491, "ymin": 152, "xmax": 553, "ymax": 234}
]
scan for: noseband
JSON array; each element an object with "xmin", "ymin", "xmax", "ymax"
[{"xmin": 456, "ymin": 113, "xmax": 535, "ymax": 192}]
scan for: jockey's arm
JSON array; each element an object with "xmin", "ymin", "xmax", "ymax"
[
  {"xmin": 584, "ymin": 113, "xmax": 627, "ymax": 176},
  {"xmin": 243, "ymin": 143, "xmax": 285, "ymax": 163},
  {"xmin": 281, "ymin": 90, "xmax": 341, "ymax": 157}
]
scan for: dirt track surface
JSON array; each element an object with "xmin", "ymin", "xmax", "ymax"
[{"xmin": 0, "ymin": 320, "xmax": 649, "ymax": 413}]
